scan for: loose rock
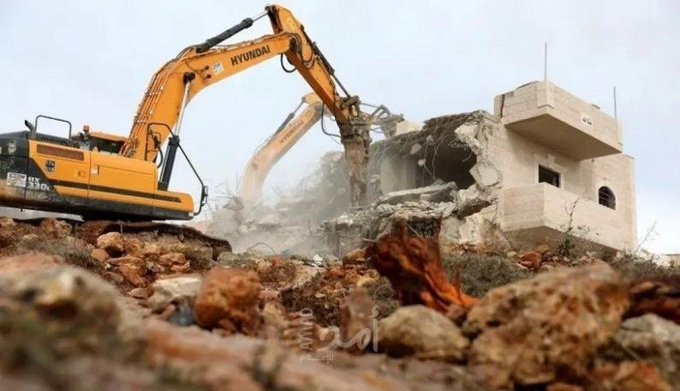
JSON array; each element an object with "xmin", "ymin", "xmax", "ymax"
[
  {"xmin": 158, "ymin": 252, "xmax": 187, "ymax": 266},
  {"xmin": 603, "ymin": 314, "xmax": 680, "ymax": 388},
  {"xmin": 147, "ymin": 275, "xmax": 202, "ymax": 312},
  {"xmin": 378, "ymin": 305, "xmax": 469, "ymax": 362},
  {"xmin": 39, "ymin": 218, "xmax": 72, "ymax": 238},
  {"xmin": 91, "ymin": 248, "xmax": 110, "ymax": 264},
  {"xmin": 464, "ymin": 263, "xmax": 629, "ymax": 388},
  {"xmin": 194, "ymin": 267, "xmax": 262, "ymax": 334},
  {"xmin": 96, "ymin": 232, "xmax": 125, "ymax": 257},
  {"xmin": 591, "ymin": 361, "xmax": 671, "ymax": 391},
  {"xmin": 118, "ymin": 262, "xmax": 147, "ymax": 287}
]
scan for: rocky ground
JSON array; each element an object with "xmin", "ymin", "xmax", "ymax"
[{"xmin": 0, "ymin": 216, "xmax": 678, "ymax": 390}]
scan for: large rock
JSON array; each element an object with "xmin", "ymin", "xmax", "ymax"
[
  {"xmin": 96, "ymin": 232, "xmax": 125, "ymax": 257},
  {"xmin": 194, "ymin": 267, "xmax": 262, "ymax": 334},
  {"xmin": 144, "ymin": 319, "xmax": 412, "ymax": 391},
  {"xmin": 464, "ymin": 262, "xmax": 629, "ymax": 388},
  {"xmin": 0, "ymin": 258, "xmax": 135, "ymax": 338},
  {"xmin": 0, "ymin": 253, "xmax": 64, "ymax": 274},
  {"xmin": 378, "ymin": 305, "xmax": 469, "ymax": 362},
  {"xmin": 148, "ymin": 275, "xmax": 202, "ymax": 312},
  {"xmin": 604, "ymin": 314, "xmax": 680, "ymax": 388}
]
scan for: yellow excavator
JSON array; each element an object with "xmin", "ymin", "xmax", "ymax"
[
  {"xmin": 239, "ymin": 93, "xmax": 404, "ymax": 206},
  {"xmin": 0, "ymin": 4, "xmax": 374, "ymax": 221}
]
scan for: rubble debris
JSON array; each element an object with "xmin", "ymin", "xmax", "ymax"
[
  {"xmin": 38, "ymin": 217, "xmax": 72, "ymax": 238},
  {"xmin": 602, "ymin": 314, "xmax": 680, "ymax": 388},
  {"xmin": 128, "ymin": 287, "xmax": 150, "ymax": 299},
  {"xmin": 464, "ymin": 262, "xmax": 629, "ymax": 388},
  {"xmin": 279, "ymin": 261, "xmax": 379, "ymax": 326},
  {"xmin": 366, "ymin": 218, "xmax": 477, "ymax": 312},
  {"xmin": 518, "ymin": 250, "xmax": 542, "ymax": 270},
  {"xmin": 378, "ymin": 305, "xmax": 469, "ymax": 362},
  {"xmin": 97, "ymin": 232, "xmax": 126, "ymax": 257},
  {"xmin": 377, "ymin": 181, "xmax": 457, "ymax": 205},
  {"xmin": 147, "ymin": 275, "xmax": 202, "ymax": 313},
  {"xmin": 115, "ymin": 256, "xmax": 148, "ymax": 287},
  {"xmin": 91, "ymin": 248, "xmax": 110, "ymax": 264},
  {"xmin": 0, "ymin": 252, "xmax": 65, "ymax": 273},
  {"xmin": 193, "ymin": 267, "xmax": 262, "ymax": 334},
  {"xmin": 626, "ymin": 277, "xmax": 680, "ymax": 323},
  {"xmin": 158, "ymin": 252, "xmax": 187, "ymax": 267},
  {"xmin": 591, "ymin": 361, "xmax": 671, "ymax": 391}
]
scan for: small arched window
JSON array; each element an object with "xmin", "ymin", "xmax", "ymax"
[{"xmin": 598, "ymin": 186, "xmax": 616, "ymax": 210}]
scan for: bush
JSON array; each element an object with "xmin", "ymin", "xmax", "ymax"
[{"xmin": 442, "ymin": 253, "xmax": 533, "ymax": 297}]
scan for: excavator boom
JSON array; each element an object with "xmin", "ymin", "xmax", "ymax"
[
  {"xmin": 240, "ymin": 93, "xmax": 324, "ymax": 204},
  {"xmin": 120, "ymin": 4, "xmax": 371, "ymax": 206},
  {"xmin": 121, "ymin": 5, "xmax": 361, "ymax": 163}
]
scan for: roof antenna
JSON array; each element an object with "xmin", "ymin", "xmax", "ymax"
[
  {"xmin": 543, "ymin": 42, "xmax": 548, "ymax": 82},
  {"xmin": 613, "ymin": 86, "xmax": 618, "ymax": 119}
]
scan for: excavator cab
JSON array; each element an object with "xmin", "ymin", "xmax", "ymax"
[{"xmin": 69, "ymin": 125, "xmax": 128, "ymax": 155}]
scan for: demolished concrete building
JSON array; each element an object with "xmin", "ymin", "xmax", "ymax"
[
  {"xmin": 325, "ymin": 80, "xmax": 636, "ymax": 254},
  {"xmin": 209, "ymin": 80, "xmax": 636, "ymax": 256}
]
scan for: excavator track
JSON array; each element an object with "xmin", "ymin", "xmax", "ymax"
[{"xmin": 18, "ymin": 218, "xmax": 231, "ymax": 257}]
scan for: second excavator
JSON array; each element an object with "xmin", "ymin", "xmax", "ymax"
[
  {"xmin": 0, "ymin": 4, "xmax": 379, "ymax": 221},
  {"xmin": 239, "ymin": 93, "xmax": 404, "ymax": 206}
]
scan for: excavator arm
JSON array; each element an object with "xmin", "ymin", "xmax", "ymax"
[
  {"xmin": 120, "ymin": 5, "xmax": 370, "ymax": 205},
  {"xmin": 240, "ymin": 93, "xmax": 405, "ymax": 207},
  {"xmin": 240, "ymin": 93, "xmax": 324, "ymax": 205}
]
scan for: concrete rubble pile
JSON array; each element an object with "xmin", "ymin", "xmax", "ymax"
[
  {"xmin": 207, "ymin": 111, "xmax": 503, "ymax": 259},
  {"xmin": 207, "ymin": 151, "xmax": 349, "ymax": 257}
]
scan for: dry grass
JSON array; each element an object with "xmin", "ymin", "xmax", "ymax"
[
  {"xmin": 362, "ymin": 276, "xmax": 399, "ymax": 319},
  {"xmin": 607, "ymin": 255, "xmax": 680, "ymax": 282},
  {"xmin": 442, "ymin": 253, "xmax": 533, "ymax": 297}
]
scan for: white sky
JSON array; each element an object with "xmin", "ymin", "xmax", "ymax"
[{"xmin": 1, "ymin": 1, "xmax": 678, "ymax": 253}]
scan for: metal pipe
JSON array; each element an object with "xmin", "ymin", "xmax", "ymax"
[
  {"xmin": 252, "ymin": 10, "xmax": 268, "ymax": 22},
  {"xmin": 195, "ymin": 10, "xmax": 269, "ymax": 53},
  {"xmin": 174, "ymin": 79, "xmax": 192, "ymax": 136}
]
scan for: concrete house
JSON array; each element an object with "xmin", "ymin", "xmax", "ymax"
[{"xmin": 370, "ymin": 80, "xmax": 636, "ymax": 252}]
